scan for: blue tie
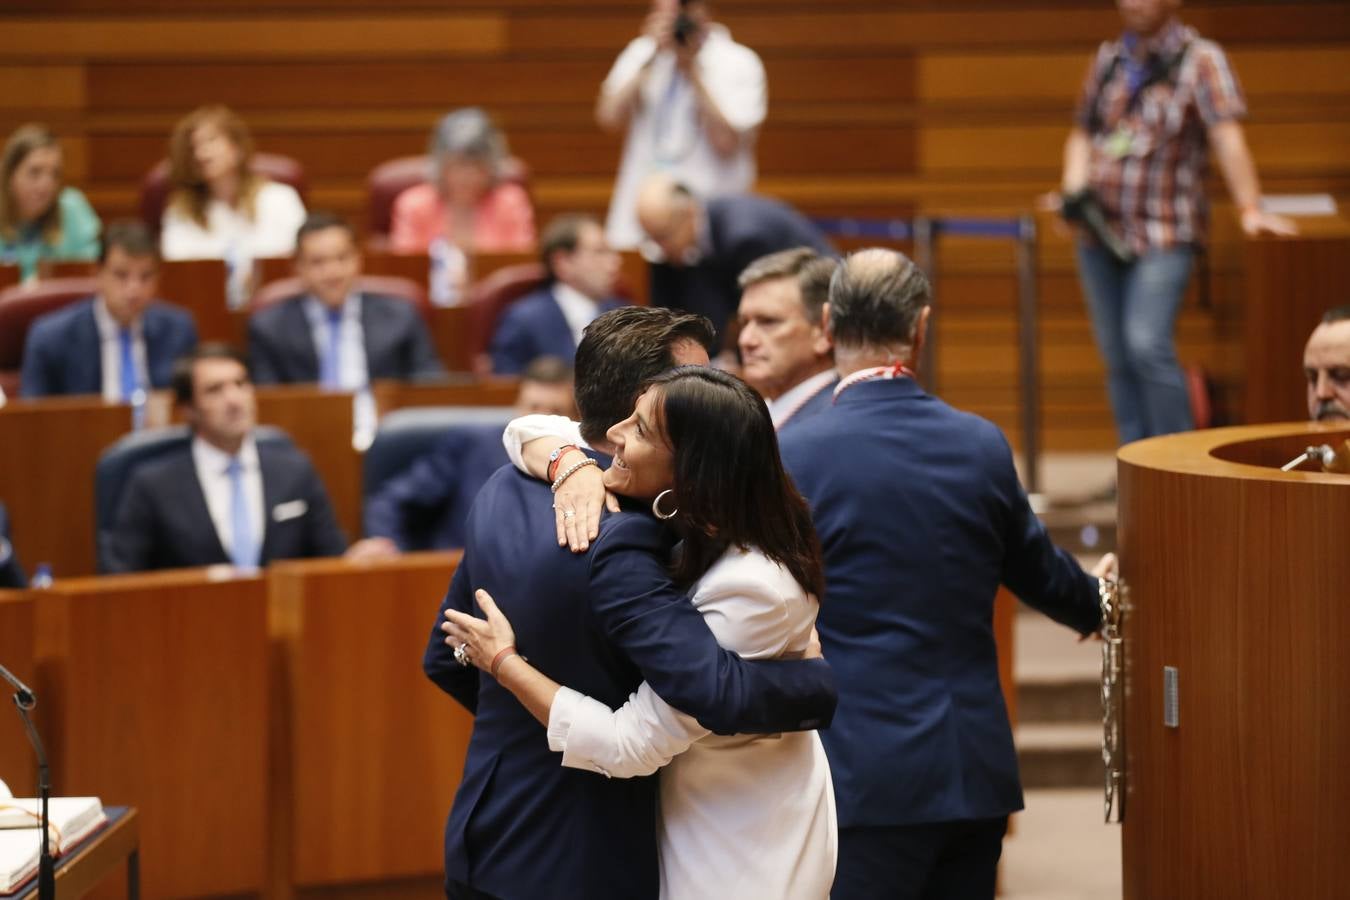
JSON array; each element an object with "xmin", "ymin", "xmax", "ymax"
[
  {"xmin": 226, "ymin": 457, "xmax": 258, "ymax": 569},
  {"xmin": 118, "ymin": 327, "xmax": 139, "ymax": 401},
  {"xmin": 320, "ymin": 307, "xmax": 343, "ymax": 390}
]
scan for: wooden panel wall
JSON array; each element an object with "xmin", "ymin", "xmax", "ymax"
[{"xmin": 2, "ymin": 1, "xmax": 1349, "ymax": 450}]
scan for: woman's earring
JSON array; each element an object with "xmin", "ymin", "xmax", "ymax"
[{"xmin": 651, "ymin": 489, "xmax": 678, "ymax": 521}]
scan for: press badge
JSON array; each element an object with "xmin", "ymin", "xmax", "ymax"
[{"xmin": 1104, "ymin": 126, "xmax": 1134, "ymax": 158}]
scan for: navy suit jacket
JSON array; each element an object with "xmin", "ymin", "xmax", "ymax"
[
  {"xmin": 105, "ymin": 441, "xmax": 347, "ymax": 573},
  {"xmin": 247, "ymin": 293, "xmax": 444, "ymax": 385},
  {"xmin": 424, "ymin": 465, "xmax": 837, "ymax": 900},
  {"xmin": 488, "ymin": 287, "xmax": 623, "ymax": 375},
  {"xmin": 19, "ymin": 298, "xmax": 198, "ymax": 398},
  {"xmin": 779, "ymin": 377, "xmax": 1101, "ymax": 828},
  {"xmin": 0, "ymin": 502, "xmax": 24, "ymax": 588},
  {"xmin": 363, "ymin": 422, "xmax": 506, "ymax": 550},
  {"xmin": 649, "ymin": 194, "xmax": 835, "ymax": 350}
]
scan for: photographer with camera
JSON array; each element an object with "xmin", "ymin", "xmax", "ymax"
[
  {"xmin": 597, "ymin": 0, "xmax": 766, "ymax": 250},
  {"xmin": 1054, "ymin": 0, "xmax": 1295, "ymax": 452}
]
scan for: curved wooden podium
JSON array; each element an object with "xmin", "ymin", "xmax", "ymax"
[{"xmin": 1117, "ymin": 422, "xmax": 1350, "ymax": 899}]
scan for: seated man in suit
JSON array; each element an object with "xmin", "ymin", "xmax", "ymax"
[
  {"xmin": 20, "ymin": 219, "xmax": 198, "ymax": 399},
  {"xmin": 358, "ymin": 356, "xmax": 576, "ymax": 556},
  {"xmin": 248, "ymin": 211, "xmax": 444, "ymax": 387},
  {"xmin": 489, "ymin": 214, "xmax": 624, "ymax": 375},
  {"xmin": 0, "ymin": 502, "xmax": 25, "ymax": 588},
  {"xmin": 105, "ymin": 343, "xmax": 348, "ymax": 573},
  {"xmin": 736, "ymin": 247, "xmax": 838, "ymax": 433},
  {"xmin": 636, "ymin": 174, "xmax": 834, "ymax": 354},
  {"xmin": 1304, "ymin": 305, "xmax": 1350, "ymax": 422}
]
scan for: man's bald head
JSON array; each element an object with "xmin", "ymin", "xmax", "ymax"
[
  {"xmin": 636, "ymin": 175, "xmax": 700, "ymax": 264},
  {"xmin": 827, "ymin": 248, "xmax": 932, "ymax": 355}
]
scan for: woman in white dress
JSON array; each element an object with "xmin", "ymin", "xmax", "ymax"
[
  {"xmin": 159, "ymin": 105, "xmax": 306, "ymax": 304},
  {"xmin": 444, "ymin": 366, "xmax": 837, "ymax": 900}
]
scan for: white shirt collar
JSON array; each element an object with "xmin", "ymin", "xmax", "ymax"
[
  {"xmin": 192, "ymin": 433, "xmax": 260, "ymax": 476},
  {"xmin": 91, "ymin": 296, "xmax": 142, "ymax": 341},
  {"xmin": 303, "ymin": 292, "xmax": 360, "ymax": 325},
  {"xmin": 551, "ymin": 282, "xmax": 602, "ymax": 346},
  {"xmin": 767, "ymin": 368, "xmax": 837, "ymax": 427}
]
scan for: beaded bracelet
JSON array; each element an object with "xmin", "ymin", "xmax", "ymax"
[{"xmin": 551, "ymin": 457, "xmax": 598, "ymax": 493}]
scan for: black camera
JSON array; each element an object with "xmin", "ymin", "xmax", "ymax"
[
  {"xmin": 1060, "ymin": 188, "xmax": 1135, "ymax": 264},
  {"xmin": 673, "ymin": 0, "xmax": 699, "ymax": 45}
]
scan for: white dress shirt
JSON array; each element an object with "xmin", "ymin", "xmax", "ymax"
[
  {"xmin": 601, "ymin": 25, "xmax": 767, "ymax": 249},
  {"xmin": 191, "ymin": 434, "xmax": 266, "ymax": 560},
  {"xmin": 91, "ymin": 297, "xmax": 149, "ymax": 403},
  {"xmin": 766, "ymin": 369, "xmax": 837, "ymax": 429},
  {"xmin": 551, "ymin": 282, "xmax": 604, "ymax": 348},
  {"xmin": 502, "ymin": 414, "xmax": 586, "ymax": 472}
]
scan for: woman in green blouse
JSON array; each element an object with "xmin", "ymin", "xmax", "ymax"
[{"xmin": 0, "ymin": 124, "xmax": 101, "ymax": 280}]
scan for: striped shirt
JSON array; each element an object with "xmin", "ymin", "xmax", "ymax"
[{"xmin": 1075, "ymin": 20, "xmax": 1246, "ymax": 252}]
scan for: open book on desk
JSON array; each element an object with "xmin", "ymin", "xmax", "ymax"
[{"xmin": 0, "ymin": 787, "xmax": 106, "ymax": 895}]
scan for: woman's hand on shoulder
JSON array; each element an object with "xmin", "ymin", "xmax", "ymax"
[{"xmin": 551, "ymin": 457, "xmax": 618, "ymax": 553}]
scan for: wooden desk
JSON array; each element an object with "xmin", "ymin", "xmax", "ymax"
[
  {"xmin": 371, "ymin": 378, "xmax": 520, "ymax": 416},
  {"xmin": 0, "ymin": 593, "xmax": 36, "ymax": 795},
  {"xmin": 268, "ymin": 553, "xmax": 469, "ymax": 890},
  {"xmin": 0, "ymin": 397, "xmax": 133, "ymax": 577},
  {"xmin": 1118, "ymin": 422, "xmax": 1350, "ymax": 899},
  {"xmin": 12, "ymin": 806, "xmax": 141, "ymax": 900},
  {"xmin": 32, "ymin": 570, "xmax": 270, "ymax": 900}
]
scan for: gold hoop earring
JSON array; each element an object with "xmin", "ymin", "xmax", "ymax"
[{"xmin": 652, "ymin": 489, "xmax": 678, "ymax": 521}]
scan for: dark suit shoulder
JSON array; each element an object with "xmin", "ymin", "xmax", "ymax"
[
  {"xmin": 250, "ymin": 296, "xmax": 303, "ymax": 331},
  {"xmin": 361, "ymin": 291, "xmax": 419, "ymax": 318},
  {"xmin": 121, "ymin": 444, "xmax": 196, "ymax": 498},
  {"xmin": 499, "ymin": 287, "xmax": 555, "ymax": 317},
  {"xmin": 590, "ymin": 509, "xmax": 674, "ymax": 559},
  {"xmin": 28, "ymin": 297, "xmax": 96, "ymax": 340},
  {"xmin": 256, "ymin": 438, "xmax": 319, "ymax": 476}
]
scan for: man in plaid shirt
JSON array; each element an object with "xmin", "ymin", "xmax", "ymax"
[{"xmin": 1057, "ymin": 0, "xmax": 1295, "ymax": 448}]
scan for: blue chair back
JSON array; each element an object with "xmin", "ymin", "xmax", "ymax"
[
  {"xmin": 362, "ymin": 404, "xmax": 515, "ymax": 505},
  {"xmin": 95, "ymin": 425, "xmax": 292, "ymax": 572}
]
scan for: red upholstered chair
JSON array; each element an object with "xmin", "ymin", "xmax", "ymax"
[
  {"xmin": 139, "ymin": 153, "xmax": 308, "ymax": 235},
  {"xmin": 463, "ymin": 262, "xmax": 549, "ymax": 375},
  {"xmin": 0, "ymin": 277, "xmax": 99, "ymax": 393},
  {"xmin": 249, "ymin": 274, "xmax": 431, "ymax": 322},
  {"xmin": 364, "ymin": 155, "xmax": 532, "ymax": 250}
]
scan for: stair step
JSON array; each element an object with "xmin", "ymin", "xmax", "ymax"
[
  {"xmin": 1019, "ymin": 677, "xmax": 1101, "ymax": 724},
  {"xmin": 1016, "ymin": 723, "xmax": 1103, "ymax": 789}
]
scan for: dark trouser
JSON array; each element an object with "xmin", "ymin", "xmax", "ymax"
[
  {"xmin": 831, "ymin": 816, "xmax": 1009, "ymax": 900},
  {"xmin": 446, "ymin": 881, "xmax": 502, "ymax": 900}
]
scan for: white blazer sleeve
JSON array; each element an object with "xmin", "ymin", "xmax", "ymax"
[
  {"xmin": 502, "ymin": 415, "xmax": 588, "ymax": 472},
  {"xmin": 548, "ymin": 684, "xmax": 709, "ymax": 779}
]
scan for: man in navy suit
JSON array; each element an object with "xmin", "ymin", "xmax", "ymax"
[
  {"xmin": 488, "ymin": 214, "xmax": 624, "ymax": 375},
  {"xmin": 20, "ymin": 220, "xmax": 198, "ymax": 398},
  {"xmin": 736, "ymin": 247, "xmax": 838, "ymax": 433},
  {"xmin": 106, "ymin": 344, "xmax": 347, "ymax": 573},
  {"xmin": 0, "ymin": 502, "xmax": 25, "ymax": 588},
  {"xmin": 424, "ymin": 306, "xmax": 836, "ymax": 900},
  {"xmin": 360, "ymin": 356, "xmax": 576, "ymax": 554},
  {"xmin": 248, "ymin": 212, "xmax": 444, "ymax": 386},
  {"xmin": 778, "ymin": 249, "xmax": 1112, "ymax": 900},
  {"xmin": 636, "ymin": 175, "xmax": 834, "ymax": 353}
]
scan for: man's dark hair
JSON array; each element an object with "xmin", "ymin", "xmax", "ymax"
[
  {"xmin": 645, "ymin": 366, "xmax": 824, "ymax": 599},
  {"xmin": 1321, "ymin": 305, "xmax": 1350, "ymax": 325},
  {"xmin": 539, "ymin": 214, "xmax": 600, "ymax": 280},
  {"xmin": 737, "ymin": 247, "xmax": 837, "ymax": 325},
  {"xmin": 172, "ymin": 343, "xmax": 250, "ymax": 407},
  {"xmin": 521, "ymin": 354, "xmax": 573, "ymax": 385},
  {"xmin": 573, "ymin": 306, "xmax": 714, "ymax": 445},
  {"xmin": 828, "ymin": 249, "xmax": 931, "ymax": 350},
  {"xmin": 294, "ymin": 211, "xmax": 357, "ymax": 257},
  {"xmin": 98, "ymin": 219, "xmax": 159, "ymax": 266}
]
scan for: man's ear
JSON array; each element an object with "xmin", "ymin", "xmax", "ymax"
[
  {"xmin": 820, "ymin": 302, "xmax": 833, "ymax": 341},
  {"xmin": 911, "ymin": 305, "xmax": 932, "ymax": 367},
  {"xmin": 811, "ymin": 307, "xmax": 833, "ymax": 357}
]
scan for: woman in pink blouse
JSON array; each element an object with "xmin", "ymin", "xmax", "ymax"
[{"xmin": 390, "ymin": 107, "xmax": 535, "ymax": 254}]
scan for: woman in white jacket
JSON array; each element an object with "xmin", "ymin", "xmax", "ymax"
[{"xmin": 444, "ymin": 366, "xmax": 837, "ymax": 900}]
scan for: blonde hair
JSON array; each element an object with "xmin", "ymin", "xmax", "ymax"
[
  {"xmin": 0, "ymin": 123, "xmax": 63, "ymax": 244},
  {"xmin": 167, "ymin": 105, "xmax": 264, "ymax": 228}
]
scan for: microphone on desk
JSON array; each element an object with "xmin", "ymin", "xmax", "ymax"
[
  {"xmin": 1280, "ymin": 441, "xmax": 1350, "ymax": 474},
  {"xmin": 1, "ymin": 660, "xmax": 54, "ymax": 900}
]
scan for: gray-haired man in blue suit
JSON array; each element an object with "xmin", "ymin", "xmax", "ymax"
[{"xmin": 779, "ymin": 248, "xmax": 1114, "ymax": 900}]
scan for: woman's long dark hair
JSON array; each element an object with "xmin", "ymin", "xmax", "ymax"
[{"xmin": 645, "ymin": 366, "xmax": 824, "ymax": 601}]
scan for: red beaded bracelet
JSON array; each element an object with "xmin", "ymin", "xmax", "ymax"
[{"xmin": 546, "ymin": 444, "xmax": 582, "ymax": 483}]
